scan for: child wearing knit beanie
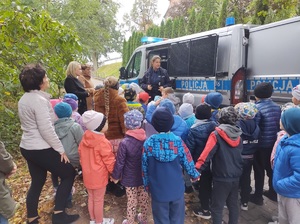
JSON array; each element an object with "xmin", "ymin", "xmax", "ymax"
[
  {"xmin": 204, "ymin": 92, "xmax": 223, "ymax": 122},
  {"xmin": 111, "ymin": 110, "xmax": 149, "ymax": 224},
  {"xmin": 291, "ymin": 84, "xmax": 300, "ymax": 105},
  {"xmin": 79, "ymin": 110, "xmax": 115, "ymax": 224},
  {"xmin": 195, "ymin": 106, "xmax": 243, "ymax": 224},
  {"xmin": 186, "ymin": 103, "xmax": 217, "ymax": 219},
  {"xmin": 178, "ymin": 103, "xmax": 196, "ymax": 128},
  {"xmin": 63, "ymin": 97, "xmax": 86, "ymax": 131},
  {"xmin": 235, "ymin": 102, "xmax": 260, "ymax": 211},
  {"xmin": 52, "ymin": 102, "xmax": 84, "ymax": 208},
  {"xmin": 143, "ymin": 107, "xmax": 200, "ymax": 224},
  {"xmin": 272, "ymin": 107, "xmax": 300, "ymax": 224}
]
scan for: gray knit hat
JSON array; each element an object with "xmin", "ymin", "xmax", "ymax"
[{"xmin": 217, "ymin": 106, "xmax": 239, "ymax": 125}]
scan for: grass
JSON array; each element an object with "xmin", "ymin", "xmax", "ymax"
[{"xmin": 96, "ymin": 62, "xmax": 122, "ymax": 79}]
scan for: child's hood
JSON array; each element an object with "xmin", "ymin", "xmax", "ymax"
[
  {"xmin": 54, "ymin": 118, "xmax": 75, "ymax": 139},
  {"xmin": 216, "ymin": 124, "xmax": 242, "ymax": 147},
  {"xmin": 171, "ymin": 115, "xmax": 186, "ymax": 130},
  {"xmin": 81, "ymin": 130, "xmax": 105, "ymax": 148},
  {"xmin": 126, "ymin": 129, "xmax": 146, "ymax": 141},
  {"xmin": 146, "ymin": 133, "xmax": 179, "ymax": 162}
]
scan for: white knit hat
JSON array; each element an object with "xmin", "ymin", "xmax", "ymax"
[
  {"xmin": 292, "ymin": 84, "xmax": 300, "ymax": 101},
  {"xmin": 178, "ymin": 103, "xmax": 194, "ymax": 120},
  {"xmin": 183, "ymin": 92, "xmax": 195, "ymax": 105},
  {"xmin": 82, "ymin": 110, "xmax": 105, "ymax": 131}
]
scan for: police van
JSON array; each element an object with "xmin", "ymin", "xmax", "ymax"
[{"xmin": 119, "ymin": 16, "xmax": 300, "ymax": 105}]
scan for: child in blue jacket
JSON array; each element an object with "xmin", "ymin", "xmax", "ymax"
[
  {"xmin": 273, "ymin": 107, "xmax": 300, "ymax": 224},
  {"xmin": 142, "ymin": 107, "xmax": 200, "ymax": 224}
]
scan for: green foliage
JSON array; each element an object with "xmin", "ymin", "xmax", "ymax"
[
  {"xmin": 177, "ymin": 17, "xmax": 186, "ymax": 37},
  {"xmin": 19, "ymin": 0, "xmax": 122, "ymax": 69},
  {"xmin": 0, "ymin": 0, "xmax": 82, "ymax": 152},
  {"xmin": 122, "ymin": 40, "xmax": 128, "ymax": 67},
  {"xmin": 159, "ymin": 20, "xmax": 165, "ymax": 37},
  {"xmin": 96, "ymin": 62, "xmax": 122, "ymax": 79},
  {"xmin": 164, "ymin": 19, "xmax": 173, "ymax": 38},
  {"xmin": 218, "ymin": 0, "xmax": 229, "ymax": 27},
  {"xmin": 187, "ymin": 9, "xmax": 196, "ymax": 35},
  {"xmin": 171, "ymin": 18, "xmax": 179, "ymax": 38}
]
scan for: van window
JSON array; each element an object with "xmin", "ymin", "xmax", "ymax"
[
  {"xmin": 168, "ymin": 35, "xmax": 218, "ymax": 77},
  {"xmin": 127, "ymin": 51, "xmax": 142, "ymax": 78},
  {"xmin": 190, "ymin": 35, "xmax": 218, "ymax": 77},
  {"xmin": 169, "ymin": 41, "xmax": 189, "ymax": 77}
]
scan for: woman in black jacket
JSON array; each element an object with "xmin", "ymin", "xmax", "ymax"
[
  {"xmin": 64, "ymin": 61, "xmax": 90, "ymax": 115},
  {"xmin": 140, "ymin": 55, "xmax": 171, "ymax": 101}
]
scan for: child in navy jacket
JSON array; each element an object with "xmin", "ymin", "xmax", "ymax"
[
  {"xmin": 142, "ymin": 107, "xmax": 199, "ymax": 224},
  {"xmin": 235, "ymin": 102, "xmax": 260, "ymax": 211}
]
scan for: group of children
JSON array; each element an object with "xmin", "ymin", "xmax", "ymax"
[{"xmin": 9, "ymin": 80, "xmax": 298, "ymax": 224}]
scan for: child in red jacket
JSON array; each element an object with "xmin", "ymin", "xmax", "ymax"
[{"xmin": 79, "ymin": 110, "xmax": 116, "ymax": 224}]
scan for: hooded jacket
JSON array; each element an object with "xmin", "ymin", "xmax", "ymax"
[
  {"xmin": 142, "ymin": 132, "xmax": 199, "ymax": 202},
  {"xmin": 146, "ymin": 101, "xmax": 189, "ymax": 141},
  {"xmin": 273, "ymin": 134, "xmax": 300, "ymax": 198},
  {"xmin": 111, "ymin": 129, "xmax": 146, "ymax": 187},
  {"xmin": 186, "ymin": 119, "xmax": 217, "ymax": 163},
  {"xmin": 0, "ymin": 142, "xmax": 16, "ymax": 219},
  {"xmin": 237, "ymin": 119, "xmax": 260, "ymax": 156},
  {"xmin": 54, "ymin": 118, "xmax": 84, "ymax": 167},
  {"xmin": 195, "ymin": 124, "xmax": 243, "ymax": 182},
  {"xmin": 78, "ymin": 130, "xmax": 116, "ymax": 189}
]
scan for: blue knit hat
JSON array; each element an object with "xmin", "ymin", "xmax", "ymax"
[
  {"xmin": 205, "ymin": 92, "xmax": 223, "ymax": 109},
  {"xmin": 151, "ymin": 107, "xmax": 174, "ymax": 132},
  {"xmin": 124, "ymin": 109, "xmax": 143, "ymax": 130},
  {"xmin": 54, "ymin": 102, "xmax": 72, "ymax": 118},
  {"xmin": 281, "ymin": 107, "xmax": 300, "ymax": 136},
  {"xmin": 64, "ymin": 93, "xmax": 78, "ymax": 101},
  {"xmin": 160, "ymin": 99, "xmax": 176, "ymax": 114}
]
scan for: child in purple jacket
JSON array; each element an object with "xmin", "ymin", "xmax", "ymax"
[{"xmin": 111, "ymin": 110, "xmax": 149, "ymax": 224}]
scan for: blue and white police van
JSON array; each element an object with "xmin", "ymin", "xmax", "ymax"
[{"xmin": 119, "ymin": 16, "xmax": 300, "ymax": 105}]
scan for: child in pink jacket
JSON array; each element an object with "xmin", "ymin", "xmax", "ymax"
[{"xmin": 79, "ymin": 110, "xmax": 116, "ymax": 224}]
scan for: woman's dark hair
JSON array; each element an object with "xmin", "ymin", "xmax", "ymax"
[{"xmin": 19, "ymin": 63, "xmax": 46, "ymax": 92}]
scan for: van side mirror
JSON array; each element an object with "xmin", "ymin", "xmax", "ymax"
[{"xmin": 119, "ymin": 67, "xmax": 127, "ymax": 79}]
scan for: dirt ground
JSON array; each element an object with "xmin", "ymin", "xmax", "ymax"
[{"xmin": 8, "ymin": 157, "xmax": 209, "ymax": 224}]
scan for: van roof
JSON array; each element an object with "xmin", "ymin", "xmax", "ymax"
[
  {"xmin": 136, "ymin": 24, "xmax": 253, "ymax": 51},
  {"xmin": 250, "ymin": 16, "xmax": 300, "ymax": 33}
]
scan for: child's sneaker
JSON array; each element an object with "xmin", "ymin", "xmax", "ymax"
[
  {"xmin": 89, "ymin": 221, "xmax": 95, "ymax": 224},
  {"xmin": 103, "ymin": 218, "xmax": 114, "ymax": 224},
  {"xmin": 241, "ymin": 203, "xmax": 248, "ymax": 211},
  {"xmin": 121, "ymin": 219, "xmax": 128, "ymax": 224},
  {"xmin": 193, "ymin": 208, "xmax": 211, "ymax": 219}
]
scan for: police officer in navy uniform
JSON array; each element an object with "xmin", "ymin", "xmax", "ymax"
[{"xmin": 140, "ymin": 55, "xmax": 171, "ymax": 101}]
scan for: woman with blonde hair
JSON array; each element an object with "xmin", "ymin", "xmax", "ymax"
[
  {"xmin": 140, "ymin": 55, "xmax": 171, "ymax": 101},
  {"xmin": 64, "ymin": 61, "xmax": 90, "ymax": 115},
  {"xmin": 94, "ymin": 76, "xmax": 129, "ymax": 153}
]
